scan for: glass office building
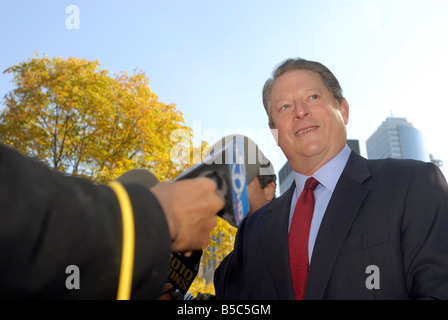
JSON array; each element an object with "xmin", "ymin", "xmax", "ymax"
[
  {"xmin": 366, "ymin": 117, "xmax": 429, "ymax": 162},
  {"xmin": 278, "ymin": 161, "xmax": 294, "ymax": 196}
]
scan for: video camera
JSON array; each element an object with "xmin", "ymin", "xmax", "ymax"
[{"xmin": 168, "ymin": 135, "xmax": 253, "ymax": 294}]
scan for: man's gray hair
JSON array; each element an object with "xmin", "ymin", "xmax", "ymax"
[{"xmin": 262, "ymin": 58, "xmax": 344, "ymax": 126}]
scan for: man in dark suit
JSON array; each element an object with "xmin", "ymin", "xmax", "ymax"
[{"xmin": 214, "ymin": 58, "xmax": 448, "ymax": 299}]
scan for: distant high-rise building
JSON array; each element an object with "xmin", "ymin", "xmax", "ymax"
[
  {"xmin": 278, "ymin": 161, "xmax": 293, "ymax": 196},
  {"xmin": 366, "ymin": 117, "xmax": 429, "ymax": 162},
  {"xmin": 347, "ymin": 139, "xmax": 360, "ymax": 156},
  {"xmin": 278, "ymin": 139, "xmax": 361, "ymax": 195}
]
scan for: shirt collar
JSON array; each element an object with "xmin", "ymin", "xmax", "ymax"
[{"xmin": 293, "ymin": 144, "xmax": 351, "ymax": 194}]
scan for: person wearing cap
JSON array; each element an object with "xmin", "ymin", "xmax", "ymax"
[
  {"xmin": 247, "ymin": 166, "xmax": 276, "ymax": 216},
  {"xmin": 214, "ymin": 58, "xmax": 448, "ymax": 300},
  {"xmin": 0, "ymin": 143, "xmax": 224, "ymax": 299},
  {"xmin": 207, "ymin": 134, "xmax": 277, "ymax": 216}
]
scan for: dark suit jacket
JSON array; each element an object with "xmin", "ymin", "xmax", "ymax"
[
  {"xmin": 214, "ymin": 151, "xmax": 448, "ymax": 299},
  {"xmin": 0, "ymin": 144, "xmax": 171, "ymax": 299}
]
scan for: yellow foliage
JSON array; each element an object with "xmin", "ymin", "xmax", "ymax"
[
  {"xmin": 188, "ymin": 277, "xmax": 215, "ymax": 297},
  {"xmin": 0, "ymin": 54, "xmax": 196, "ymax": 182},
  {"xmin": 189, "ymin": 217, "xmax": 237, "ymax": 296}
]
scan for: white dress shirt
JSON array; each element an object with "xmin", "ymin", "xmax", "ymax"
[{"xmin": 288, "ymin": 144, "xmax": 351, "ymax": 262}]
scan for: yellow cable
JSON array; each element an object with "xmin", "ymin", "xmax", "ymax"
[{"xmin": 108, "ymin": 181, "xmax": 135, "ymax": 300}]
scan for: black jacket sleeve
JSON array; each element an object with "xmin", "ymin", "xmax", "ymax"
[
  {"xmin": 0, "ymin": 144, "xmax": 171, "ymax": 299},
  {"xmin": 401, "ymin": 162, "xmax": 448, "ymax": 299}
]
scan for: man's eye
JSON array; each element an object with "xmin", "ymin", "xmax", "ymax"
[
  {"xmin": 280, "ymin": 104, "xmax": 290, "ymax": 110},
  {"xmin": 310, "ymin": 94, "xmax": 319, "ymax": 100}
]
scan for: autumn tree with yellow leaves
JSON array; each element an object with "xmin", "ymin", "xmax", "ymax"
[
  {"xmin": 0, "ymin": 53, "xmax": 197, "ymax": 182},
  {"xmin": 0, "ymin": 53, "xmax": 236, "ymax": 297}
]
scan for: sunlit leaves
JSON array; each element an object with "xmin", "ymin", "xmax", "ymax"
[
  {"xmin": 0, "ymin": 54, "xmax": 190, "ymax": 183},
  {"xmin": 189, "ymin": 217, "xmax": 237, "ymax": 296}
]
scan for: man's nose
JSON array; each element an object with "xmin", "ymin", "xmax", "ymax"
[{"xmin": 294, "ymin": 100, "xmax": 310, "ymax": 119}]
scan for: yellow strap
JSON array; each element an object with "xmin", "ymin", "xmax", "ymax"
[{"xmin": 108, "ymin": 181, "xmax": 135, "ymax": 300}]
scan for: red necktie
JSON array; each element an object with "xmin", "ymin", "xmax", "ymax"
[{"xmin": 289, "ymin": 177, "xmax": 320, "ymax": 300}]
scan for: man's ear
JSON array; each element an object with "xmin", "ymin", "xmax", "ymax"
[
  {"xmin": 340, "ymin": 98, "xmax": 349, "ymax": 125},
  {"xmin": 264, "ymin": 182, "xmax": 276, "ymax": 201}
]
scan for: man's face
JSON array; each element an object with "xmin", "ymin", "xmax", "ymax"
[
  {"xmin": 247, "ymin": 177, "xmax": 275, "ymax": 215},
  {"xmin": 269, "ymin": 69, "xmax": 349, "ymax": 175}
]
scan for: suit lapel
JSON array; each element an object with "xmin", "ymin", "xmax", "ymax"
[
  {"xmin": 261, "ymin": 182, "xmax": 296, "ymax": 299},
  {"xmin": 305, "ymin": 152, "xmax": 371, "ymax": 299}
]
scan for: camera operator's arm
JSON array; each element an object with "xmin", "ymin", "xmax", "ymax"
[{"xmin": 0, "ymin": 144, "xmax": 223, "ymax": 299}]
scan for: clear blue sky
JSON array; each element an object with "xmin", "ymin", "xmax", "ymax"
[{"xmin": 1, "ymin": 0, "xmax": 447, "ymax": 181}]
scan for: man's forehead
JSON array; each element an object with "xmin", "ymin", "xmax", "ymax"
[{"xmin": 271, "ymin": 70, "xmax": 327, "ymax": 97}]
